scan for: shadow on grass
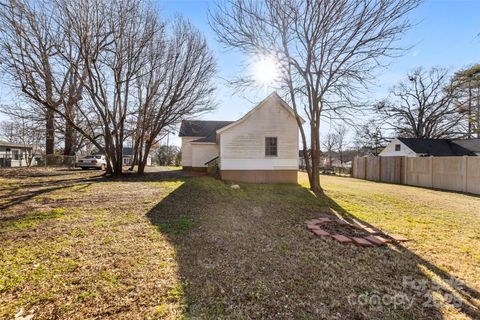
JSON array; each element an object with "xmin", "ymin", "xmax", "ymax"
[
  {"xmin": 146, "ymin": 176, "xmax": 480, "ymax": 319},
  {"xmin": 0, "ymin": 168, "xmax": 193, "ymax": 211},
  {"xmin": 0, "ymin": 176, "xmax": 103, "ymax": 211}
]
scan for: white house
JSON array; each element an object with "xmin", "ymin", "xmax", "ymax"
[
  {"xmin": 379, "ymin": 137, "xmax": 479, "ymax": 157},
  {"xmin": 0, "ymin": 141, "xmax": 33, "ymax": 167},
  {"xmin": 121, "ymin": 147, "xmax": 152, "ymax": 166},
  {"xmin": 179, "ymin": 92, "xmax": 304, "ymax": 183}
]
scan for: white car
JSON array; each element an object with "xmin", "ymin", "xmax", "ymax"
[{"xmin": 76, "ymin": 155, "xmax": 107, "ymax": 170}]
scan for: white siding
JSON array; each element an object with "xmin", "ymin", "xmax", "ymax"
[
  {"xmin": 219, "ymin": 97, "xmax": 299, "ymax": 170},
  {"xmin": 180, "ymin": 137, "xmax": 196, "ymax": 166},
  {"xmin": 379, "ymin": 139, "xmax": 417, "ymax": 157},
  {"xmin": 191, "ymin": 143, "xmax": 219, "ymax": 167}
]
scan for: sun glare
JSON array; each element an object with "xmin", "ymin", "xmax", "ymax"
[{"xmin": 251, "ymin": 55, "xmax": 280, "ymax": 87}]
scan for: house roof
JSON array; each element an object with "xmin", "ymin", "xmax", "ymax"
[
  {"xmin": 122, "ymin": 147, "xmax": 133, "ymax": 156},
  {"xmin": 0, "ymin": 140, "xmax": 33, "ymax": 149},
  {"xmin": 398, "ymin": 138, "xmax": 476, "ymax": 156},
  {"xmin": 178, "ymin": 120, "xmax": 234, "ymax": 142},
  {"xmin": 451, "ymin": 138, "xmax": 480, "ymax": 154},
  {"xmin": 216, "ymin": 92, "xmax": 305, "ymax": 135},
  {"xmin": 178, "ymin": 92, "xmax": 304, "ymax": 143}
]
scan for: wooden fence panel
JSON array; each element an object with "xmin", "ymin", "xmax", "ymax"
[
  {"xmin": 432, "ymin": 157, "xmax": 466, "ymax": 192},
  {"xmin": 366, "ymin": 157, "xmax": 380, "ymax": 181},
  {"xmin": 352, "ymin": 156, "xmax": 480, "ymax": 195},
  {"xmin": 466, "ymin": 157, "xmax": 480, "ymax": 194},
  {"xmin": 405, "ymin": 157, "xmax": 432, "ymax": 188},
  {"xmin": 353, "ymin": 157, "xmax": 367, "ymax": 179}
]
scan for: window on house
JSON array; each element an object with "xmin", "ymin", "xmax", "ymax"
[
  {"xmin": 395, "ymin": 144, "xmax": 401, "ymax": 151},
  {"xmin": 265, "ymin": 137, "xmax": 278, "ymax": 156}
]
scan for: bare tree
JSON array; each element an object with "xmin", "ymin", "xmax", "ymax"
[
  {"xmin": 131, "ymin": 19, "xmax": 215, "ymax": 174},
  {"xmin": 354, "ymin": 119, "xmax": 388, "ymax": 156},
  {"xmin": 321, "ymin": 132, "xmax": 337, "ymax": 169},
  {"xmin": 334, "ymin": 124, "xmax": 348, "ymax": 165},
  {"xmin": 1, "ymin": 0, "xmax": 214, "ymax": 176},
  {"xmin": 376, "ymin": 67, "xmax": 465, "ymax": 139},
  {"xmin": 0, "ymin": 0, "xmax": 88, "ymax": 155},
  {"xmin": 0, "ymin": 108, "xmax": 43, "ymax": 165},
  {"xmin": 452, "ymin": 64, "xmax": 480, "ymax": 138},
  {"xmin": 210, "ymin": 0, "xmax": 420, "ymax": 193}
]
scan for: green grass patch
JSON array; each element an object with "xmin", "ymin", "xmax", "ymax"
[
  {"xmin": 157, "ymin": 216, "xmax": 195, "ymax": 236},
  {"xmin": 0, "ymin": 208, "xmax": 66, "ymax": 233}
]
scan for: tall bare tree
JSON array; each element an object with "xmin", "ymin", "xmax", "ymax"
[
  {"xmin": 452, "ymin": 64, "xmax": 480, "ymax": 138},
  {"xmin": 376, "ymin": 67, "xmax": 465, "ymax": 139},
  {"xmin": 0, "ymin": 0, "xmax": 88, "ymax": 155},
  {"xmin": 131, "ymin": 19, "xmax": 215, "ymax": 174},
  {"xmin": 210, "ymin": 0, "xmax": 420, "ymax": 193},
  {"xmin": 334, "ymin": 124, "xmax": 348, "ymax": 165},
  {"xmin": 321, "ymin": 132, "xmax": 337, "ymax": 169},
  {"xmin": 0, "ymin": 107, "xmax": 43, "ymax": 165},
  {"xmin": 354, "ymin": 119, "xmax": 388, "ymax": 156}
]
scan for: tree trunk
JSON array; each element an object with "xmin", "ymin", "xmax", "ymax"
[
  {"xmin": 45, "ymin": 109, "xmax": 55, "ymax": 155},
  {"xmin": 137, "ymin": 141, "xmax": 151, "ymax": 175},
  {"xmin": 468, "ymin": 85, "xmax": 472, "ymax": 139},
  {"xmin": 310, "ymin": 122, "xmax": 322, "ymax": 194},
  {"xmin": 477, "ymin": 87, "xmax": 480, "ymax": 138},
  {"xmin": 64, "ymin": 104, "xmax": 76, "ymax": 157}
]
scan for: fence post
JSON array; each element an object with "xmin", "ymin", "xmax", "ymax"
[
  {"xmin": 404, "ymin": 157, "xmax": 408, "ymax": 185},
  {"xmin": 463, "ymin": 156, "xmax": 468, "ymax": 193},
  {"xmin": 378, "ymin": 157, "xmax": 382, "ymax": 181},
  {"xmin": 364, "ymin": 156, "xmax": 367, "ymax": 180},
  {"xmin": 352, "ymin": 157, "xmax": 356, "ymax": 178},
  {"xmin": 430, "ymin": 156, "xmax": 434, "ymax": 188}
]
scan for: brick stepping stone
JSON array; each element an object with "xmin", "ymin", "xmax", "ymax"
[
  {"xmin": 352, "ymin": 237, "xmax": 374, "ymax": 247},
  {"xmin": 303, "ymin": 219, "xmax": 400, "ymax": 248},
  {"xmin": 331, "ymin": 234, "xmax": 352, "ymax": 244},
  {"xmin": 317, "ymin": 217, "xmax": 332, "ymax": 224},
  {"xmin": 312, "ymin": 229, "xmax": 331, "ymax": 237},
  {"xmin": 365, "ymin": 235, "xmax": 389, "ymax": 246},
  {"xmin": 306, "ymin": 224, "xmax": 321, "ymax": 230}
]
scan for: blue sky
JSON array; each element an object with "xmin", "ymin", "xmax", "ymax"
[
  {"xmin": 158, "ymin": 0, "xmax": 480, "ymax": 145},
  {"xmin": 1, "ymin": 0, "xmax": 479, "ymax": 146}
]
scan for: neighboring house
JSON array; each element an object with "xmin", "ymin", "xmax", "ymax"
[
  {"xmin": 379, "ymin": 137, "xmax": 479, "ymax": 157},
  {"xmin": 322, "ymin": 157, "xmax": 352, "ymax": 168},
  {"xmin": 0, "ymin": 141, "xmax": 33, "ymax": 167},
  {"xmin": 179, "ymin": 92, "xmax": 304, "ymax": 183},
  {"xmin": 121, "ymin": 147, "xmax": 152, "ymax": 166}
]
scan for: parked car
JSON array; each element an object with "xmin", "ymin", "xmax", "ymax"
[{"xmin": 76, "ymin": 155, "xmax": 107, "ymax": 170}]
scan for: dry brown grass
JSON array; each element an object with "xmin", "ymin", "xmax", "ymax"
[{"xmin": 0, "ymin": 168, "xmax": 479, "ymax": 319}]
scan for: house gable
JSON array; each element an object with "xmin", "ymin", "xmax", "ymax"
[
  {"xmin": 218, "ymin": 92, "xmax": 299, "ymax": 171},
  {"xmin": 379, "ymin": 138, "xmax": 417, "ymax": 157},
  {"xmin": 216, "ymin": 92, "xmax": 304, "ymax": 137}
]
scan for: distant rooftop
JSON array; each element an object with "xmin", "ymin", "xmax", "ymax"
[
  {"xmin": 398, "ymin": 138, "xmax": 478, "ymax": 156},
  {"xmin": 178, "ymin": 120, "xmax": 234, "ymax": 142},
  {"xmin": 0, "ymin": 140, "xmax": 33, "ymax": 149}
]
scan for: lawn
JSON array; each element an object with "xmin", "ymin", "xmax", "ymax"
[{"xmin": 0, "ymin": 168, "xmax": 478, "ymax": 319}]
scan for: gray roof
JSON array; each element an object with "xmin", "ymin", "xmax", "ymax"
[
  {"xmin": 179, "ymin": 120, "xmax": 234, "ymax": 142},
  {"xmin": 0, "ymin": 140, "xmax": 33, "ymax": 149},
  {"xmin": 398, "ymin": 138, "xmax": 476, "ymax": 156},
  {"xmin": 451, "ymin": 138, "xmax": 480, "ymax": 155},
  {"xmin": 122, "ymin": 147, "xmax": 133, "ymax": 156}
]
